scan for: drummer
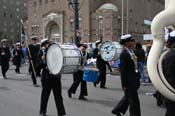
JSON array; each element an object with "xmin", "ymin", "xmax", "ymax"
[
  {"xmin": 68, "ymin": 43, "xmax": 88, "ymax": 100},
  {"xmin": 39, "ymin": 39, "xmax": 66, "ymax": 116}
]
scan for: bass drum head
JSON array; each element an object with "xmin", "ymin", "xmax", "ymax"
[
  {"xmin": 100, "ymin": 41, "xmax": 116, "ymax": 61},
  {"xmin": 46, "ymin": 44, "xmax": 63, "ymax": 75}
]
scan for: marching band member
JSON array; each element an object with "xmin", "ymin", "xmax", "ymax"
[
  {"xmin": 28, "ymin": 36, "xmax": 40, "ymax": 87},
  {"xmin": 13, "ymin": 42, "xmax": 23, "ymax": 73},
  {"xmin": 39, "ymin": 39, "xmax": 66, "ymax": 116},
  {"xmin": 94, "ymin": 53, "xmax": 112, "ymax": 89},
  {"xmin": 112, "ymin": 34, "xmax": 141, "ymax": 116},
  {"xmin": 0, "ymin": 39, "xmax": 11, "ymax": 79},
  {"xmin": 162, "ymin": 30, "xmax": 175, "ymax": 116},
  {"xmin": 68, "ymin": 44, "xmax": 88, "ymax": 100}
]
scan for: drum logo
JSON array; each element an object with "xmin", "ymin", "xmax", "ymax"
[{"xmin": 100, "ymin": 41, "xmax": 116, "ymax": 61}]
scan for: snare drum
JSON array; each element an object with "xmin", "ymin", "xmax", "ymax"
[
  {"xmin": 100, "ymin": 41, "xmax": 122, "ymax": 61},
  {"xmin": 46, "ymin": 43, "xmax": 81, "ymax": 75}
]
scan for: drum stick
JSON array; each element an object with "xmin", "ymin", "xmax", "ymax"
[{"xmin": 24, "ymin": 35, "xmax": 37, "ymax": 79}]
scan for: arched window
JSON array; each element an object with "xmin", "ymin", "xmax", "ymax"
[{"xmin": 98, "ymin": 3, "xmax": 118, "ymax": 12}]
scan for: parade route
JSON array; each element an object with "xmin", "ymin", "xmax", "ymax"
[{"xmin": 0, "ymin": 64, "xmax": 165, "ymax": 116}]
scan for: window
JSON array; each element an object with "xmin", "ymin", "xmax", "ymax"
[
  {"xmin": 31, "ymin": 26, "xmax": 40, "ymax": 35},
  {"xmin": 79, "ymin": 18, "xmax": 82, "ymax": 29},
  {"xmin": 16, "ymin": 1, "xmax": 19, "ymax": 5},
  {"xmin": 11, "ymin": 35, "xmax": 14, "ymax": 39},
  {"xmin": 34, "ymin": 1, "xmax": 37, "ymax": 7},
  {"xmin": 3, "ymin": 13, "xmax": 6, "ymax": 17},
  {"xmin": 10, "ymin": 14, "xmax": 13, "ymax": 18},
  {"xmin": 3, "ymin": 6, "xmax": 6, "ymax": 9},
  {"xmin": 98, "ymin": 16, "xmax": 103, "ymax": 30},
  {"xmin": 39, "ymin": 0, "xmax": 42, "ymax": 5},
  {"xmin": 45, "ymin": 0, "xmax": 48, "ymax": 4},
  {"xmin": 11, "ymin": 29, "xmax": 14, "ymax": 32},
  {"xmin": 4, "ymin": 22, "xmax": 7, "ymax": 26},
  {"xmin": 17, "ymin": 22, "xmax": 20, "ymax": 26},
  {"xmin": 10, "ymin": 22, "xmax": 13, "ymax": 26},
  {"xmin": 9, "ymin": 0, "xmax": 13, "ymax": 4},
  {"xmin": 4, "ymin": 28, "xmax": 7, "ymax": 32},
  {"xmin": 16, "ymin": 8, "xmax": 20, "ymax": 12},
  {"xmin": 70, "ymin": 18, "xmax": 74, "ymax": 31},
  {"xmin": 24, "ymin": 3, "xmax": 27, "ymax": 7}
]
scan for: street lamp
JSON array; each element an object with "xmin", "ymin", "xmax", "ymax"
[{"xmin": 67, "ymin": 0, "xmax": 80, "ymax": 45}]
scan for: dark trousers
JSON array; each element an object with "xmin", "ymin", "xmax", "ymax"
[
  {"xmin": 1, "ymin": 63, "xmax": 9, "ymax": 77},
  {"xmin": 68, "ymin": 70, "xmax": 88, "ymax": 96},
  {"xmin": 165, "ymin": 101, "xmax": 175, "ymax": 116},
  {"xmin": 112, "ymin": 88, "xmax": 141, "ymax": 116},
  {"xmin": 15, "ymin": 62, "xmax": 21, "ymax": 73},
  {"xmin": 96, "ymin": 73, "xmax": 106, "ymax": 88},
  {"xmin": 153, "ymin": 91, "xmax": 164, "ymax": 106},
  {"xmin": 13, "ymin": 58, "xmax": 21, "ymax": 73},
  {"xmin": 40, "ymin": 78, "xmax": 66, "ymax": 116}
]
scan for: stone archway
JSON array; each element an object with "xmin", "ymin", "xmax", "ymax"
[
  {"xmin": 43, "ymin": 12, "xmax": 63, "ymax": 43},
  {"xmin": 45, "ymin": 21, "xmax": 60, "ymax": 42},
  {"xmin": 90, "ymin": 3, "xmax": 120, "ymax": 41},
  {"xmin": 98, "ymin": 3, "xmax": 118, "ymax": 12}
]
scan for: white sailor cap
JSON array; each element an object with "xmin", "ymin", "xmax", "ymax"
[
  {"xmin": 169, "ymin": 30, "xmax": 175, "ymax": 37},
  {"xmin": 40, "ymin": 38, "xmax": 51, "ymax": 47},
  {"xmin": 121, "ymin": 34, "xmax": 132, "ymax": 40},
  {"xmin": 165, "ymin": 27, "xmax": 175, "ymax": 42},
  {"xmin": 16, "ymin": 42, "xmax": 21, "ymax": 45},
  {"xmin": 120, "ymin": 34, "xmax": 134, "ymax": 45},
  {"xmin": 1, "ymin": 39, "xmax": 7, "ymax": 43},
  {"xmin": 167, "ymin": 30, "xmax": 175, "ymax": 43}
]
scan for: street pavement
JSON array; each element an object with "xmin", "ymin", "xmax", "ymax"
[{"xmin": 0, "ymin": 63, "xmax": 165, "ymax": 116}]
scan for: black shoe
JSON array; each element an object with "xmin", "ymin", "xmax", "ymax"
[
  {"xmin": 116, "ymin": 112, "xmax": 122, "ymax": 116},
  {"xmin": 3, "ymin": 77, "xmax": 7, "ymax": 79},
  {"xmin": 17, "ymin": 71, "xmax": 21, "ymax": 74},
  {"xmin": 68, "ymin": 90, "xmax": 72, "ymax": 98},
  {"xmin": 79, "ymin": 96, "xmax": 87, "ymax": 101},
  {"xmin": 153, "ymin": 93, "xmax": 157, "ymax": 98},
  {"xmin": 40, "ymin": 113, "xmax": 47, "ymax": 116},
  {"xmin": 3, "ymin": 74, "xmax": 7, "ymax": 79},
  {"xmin": 112, "ymin": 110, "xmax": 122, "ymax": 116},
  {"xmin": 33, "ymin": 84, "xmax": 39, "ymax": 87},
  {"xmin": 100, "ymin": 86, "xmax": 107, "ymax": 89}
]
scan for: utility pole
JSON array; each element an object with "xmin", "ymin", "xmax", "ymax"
[
  {"xmin": 121, "ymin": 0, "xmax": 124, "ymax": 35},
  {"xmin": 68, "ymin": 0, "xmax": 80, "ymax": 45},
  {"xmin": 126, "ymin": 0, "xmax": 129, "ymax": 34},
  {"xmin": 74, "ymin": 0, "xmax": 80, "ymax": 45}
]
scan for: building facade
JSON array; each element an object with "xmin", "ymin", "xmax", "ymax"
[
  {"xmin": 0, "ymin": 0, "xmax": 27, "ymax": 44},
  {"xmin": 27, "ymin": 0, "xmax": 164, "ymax": 43}
]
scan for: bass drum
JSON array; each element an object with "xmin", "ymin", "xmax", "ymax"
[
  {"xmin": 100, "ymin": 41, "xmax": 122, "ymax": 61},
  {"xmin": 46, "ymin": 43, "xmax": 81, "ymax": 75}
]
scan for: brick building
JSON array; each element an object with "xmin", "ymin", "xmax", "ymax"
[
  {"xmin": 0, "ymin": 0, "xmax": 27, "ymax": 44},
  {"xmin": 27, "ymin": 0, "xmax": 164, "ymax": 43}
]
